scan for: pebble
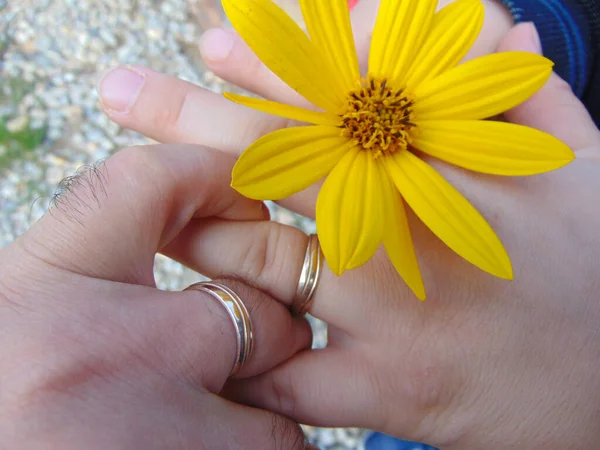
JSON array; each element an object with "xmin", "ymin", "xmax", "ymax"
[
  {"xmin": 6, "ymin": 116, "xmax": 28, "ymax": 133},
  {"xmin": 0, "ymin": 0, "xmax": 358, "ymax": 447}
]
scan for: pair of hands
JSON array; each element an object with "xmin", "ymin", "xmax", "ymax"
[{"xmin": 2, "ymin": 1, "xmax": 600, "ymax": 448}]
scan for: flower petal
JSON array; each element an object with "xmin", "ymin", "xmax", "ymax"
[
  {"xmin": 222, "ymin": 0, "xmax": 346, "ymax": 113},
  {"xmin": 413, "ymin": 120, "xmax": 575, "ymax": 175},
  {"xmin": 369, "ymin": 0, "xmax": 437, "ymax": 84},
  {"xmin": 316, "ymin": 148, "xmax": 384, "ymax": 275},
  {"xmin": 404, "ymin": 0, "xmax": 484, "ymax": 90},
  {"xmin": 385, "ymin": 151, "xmax": 513, "ymax": 279},
  {"xmin": 380, "ymin": 182, "xmax": 426, "ymax": 300},
  {"xmin": 224, "ymin": 93, "xmax": 341, "ymax": 126},
  {"xmin": 300, "ymin": 0, "xmax": 360, "ymax": 93},
  {"xmin": 232, "ymin": 126, "xmax": 351, "ymax": 200},
  {"xmin": 413, "ymin": 52, "xmax": 553, "ymax": 120}
]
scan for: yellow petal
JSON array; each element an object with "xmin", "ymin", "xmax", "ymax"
[
  {"xmin": 413, "ymin": 120, "xmax": 575, "ymax": 175},
  {"xmin": 222, "ymin": 0, "xmax": 346, "ymax": 113},
  {"xmin": 224, "ymin": 93, "xmax": 341, "ymax": 126},
  {"xmin": 385, "ymin": 151, "xmax": 513, "ymax": 279},
  {"xmin": 232, "ymin": 126, "xmax": 350, "ymax": 200},
  {"xmin": 300, "ymin": 0, "xmax": 360, "ymax": 93},
  {"xmin": 369, "ymin": 0, "xmax": 437, "ymax": 84},
  {"xmin": 316, "ymin": 148, "xmax": 384, "ymax": 275},
  {"xmin": 413, "ymin": 52, "xmax": 553, "ymax": 120},
  {"xmin": 404, "ymin": 0, "xmax": 484, "ymax": 90},
  {"xmin": 380, "ymin": 181, "xmax": 426, "ymax": 300}
]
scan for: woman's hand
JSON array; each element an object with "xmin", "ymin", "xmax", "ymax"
[
  {"xmin": 97, "ymin": 2, "xmax": 600, "ymax": 448},
  {"xmin": 0, "ymin": 145, "xmax": 315, "ymax": 449}
]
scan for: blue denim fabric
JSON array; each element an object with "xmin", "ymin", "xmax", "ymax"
[
  {"xmin": 499, "ymin": 0, "xmax": 591, "ymax": 97},
  {"xmin": 363, "ymin": 432, "xmax": 438, "ymax": 450}
]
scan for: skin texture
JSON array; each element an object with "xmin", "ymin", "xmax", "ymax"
[
  {"xmin": 97, "ymin": 1, "xmax": 600, "ymax": 447},
  {"xmin": 1, "ymin": 1, "xmax": 598, "ymax": 449}
]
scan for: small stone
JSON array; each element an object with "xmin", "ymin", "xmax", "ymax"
[
  {"xmin": 46, "ymin": 165, "xmax": 66, "ymax": 185},
  {"xmin": 62, "ymin": 105, "xmax": 83, "ymax": 123},
  {"xmin": 99, "ymin": 29, "xmax": 118, "ymax": 47},
  {"xmin": 47, "ymin": 127, "xmax": 63, "ymax": 141},
  {"xmin": 318, "ymin": 429, "xmax": 336, "ymax": 447},
  {"xmin": 29, "ymin": 118, "xmax": 46, "ymax": 130},
  {"xmin": 18, "ymin": 40, "xmax": 37, "ymax": 54},
  {"xmin": 6, "ymin": 116, "xmax": 29, "ymax": 133}
]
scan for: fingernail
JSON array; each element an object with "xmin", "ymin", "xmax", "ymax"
[
  {"xmin": 99, "ymin": 67, "xmax": 145, "ymax": 113},
  {"xmin": 200, "ymin": 28, "xmax": 234, "ymax": 62},
  {"xmin": 527, "ymin": 22, "xmax": 542, "ymax": 54}
]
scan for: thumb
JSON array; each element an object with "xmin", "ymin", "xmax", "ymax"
[{"xmin": 499, "ymin": 22, "xmax": 600, "ymax": 152}]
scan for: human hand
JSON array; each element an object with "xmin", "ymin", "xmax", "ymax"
[
  {"xmin": 99, "ymin": 7, "xmax": 600, "ymax": 449},
  {"xmin": 0, "ymin": 145, "xmax": 315, "ymax": 449}
]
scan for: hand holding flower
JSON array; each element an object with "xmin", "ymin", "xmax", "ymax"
[{"xmin": 97, "ymin": 2, "xmax": 600, "ymax": 447}]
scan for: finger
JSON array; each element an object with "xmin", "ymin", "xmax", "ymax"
[
  {"xmin": 22, "ymin": 145, "xmax": 267, "ymax": 285},
  {"xmin": 98, "ymin": 65, "xmax": 319, "ymax": 218},
  {"xmin": 162, "ymin": 218, "xmax": 408, "ymax": 331},
  {"xmin": 499, "ymin": 23, "xmax": 600, "ymax": 152},
  {"xmin": 351, "ymin": 0, "xmax": 379, "ymax": 69},
  {"xmin": 175, "ymin": 279, "xmax": 312, "ymax": 388},
  {"xmin": 201, "ymin": 395, "xmax": 316, "ymax": 450},
  {"xmin": 199, "ymin": 28, "xmax": 311, "ymax": 107},
  {"xmin": 164, "ymin": 220, "xmax": 309, "ymax": 306},
  {"xmin": 103, "ymin": 279, "xmax": 310, "ymax": 393},
  {"xmin": 222, "ymin": 348, "xmax": 418, "ymax": 434},
  {"xmin": 71, "ymin": 281, "xmax": 314, "ymax": 449},
  {"xmin": 98, "ymin": 65, "xmax": 288, "ymax": 153}
]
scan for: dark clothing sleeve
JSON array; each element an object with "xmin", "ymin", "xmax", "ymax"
[{"xmin": 500, "ymin": 0, "xmax": 600, "ymax": 125}]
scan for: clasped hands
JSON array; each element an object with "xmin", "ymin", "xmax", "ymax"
[{"xmin": 1, "ymin": 2, "xmax": 600, "ymax": 449}]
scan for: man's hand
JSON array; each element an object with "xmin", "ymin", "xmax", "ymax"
[{"xmin": 0, "ymin": 146, "xmax": 315, "ymax": 449}]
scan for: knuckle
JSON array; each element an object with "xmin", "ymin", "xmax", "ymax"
[
  {"xmin": 404, "ymin": 359, "xmax": 463, "ymax": 440},
  {"xmin": 269, "ymin": 369, "xmax": 298, "ymax": 418},
  {"xmin": 214, "ymin": 278, "xmax": 276, "ymax": 321},
  {"xmin": 252, "ymin": 115, "xmax": 293, "ymax": 140},
  {"xmin": 150, "ymin": 88, "xmax": 189, "ymax": 135},
  {"xmin": 234, "ymin": 223, "xmax": 305, "ymax": 299},
  {"xmin": 236, "ymin": 224, "xmax": 272, "ymax": 282},
  {"xmin": 109, "ymin": 145, "xmax": 174, "ymax": 202},
  {"xmin": 244, "ymin": 48, "xmax": 267, "ymax": 78},
  {"xmin": 259, "ymin": 223, "xmax": 286, "ymax": 284},
  {"xmin": 263, "ymin": 226, "xmax": 306, "ymax": 293},
  {"xmin": 550, "ymin": 75, "xmax": 574, "ymax": 94},
  {"xmin": 111, "ymin": 145, "xmax": 163, "ymax": 178}
]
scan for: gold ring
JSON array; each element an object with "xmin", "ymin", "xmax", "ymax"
[
  {"xmin": 291, "ymin": 234, "xmax": 323, "ymax": 316},
  {"xmin": 185, "ymin": 281, "xmax": 254, "ymax": 376}
]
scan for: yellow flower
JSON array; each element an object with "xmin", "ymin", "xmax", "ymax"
[{"xmin": 223, "ymin": 0, "xmax": 575, "ymax": 300}]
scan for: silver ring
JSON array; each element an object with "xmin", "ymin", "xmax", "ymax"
[
  {"xmin": 186, "ymin": 281, "xmax": 254, "ymax": 377},
  {"xmin": 291, "ymin": 234, "xmax": 323, "ymax": 316}
]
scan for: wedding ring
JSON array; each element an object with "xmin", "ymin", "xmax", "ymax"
[
  {"xmin": 291, "ymin": 234, "xmax": 323, "ymax": 316},
  {"xmin": 185, "ymin": 281, "xmax": 254, "ymax": 377}
]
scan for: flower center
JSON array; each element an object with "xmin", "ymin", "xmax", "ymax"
[{"xmin": 341, "ymin": 77, "xmax": 415, "ymax": 159}]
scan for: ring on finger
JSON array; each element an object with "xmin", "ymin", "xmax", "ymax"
[
  {"xmin": 185, "ymin": 281, "xmax": 254, "ymax": 376},
  {"xmin": 291, "ymin": 234, "xmax": 323, "ymax": 316}
]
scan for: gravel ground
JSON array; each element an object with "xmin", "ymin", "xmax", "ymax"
[{"xmin": 0, "ymin": 0, "xmax": 365, "ymax": 447}]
